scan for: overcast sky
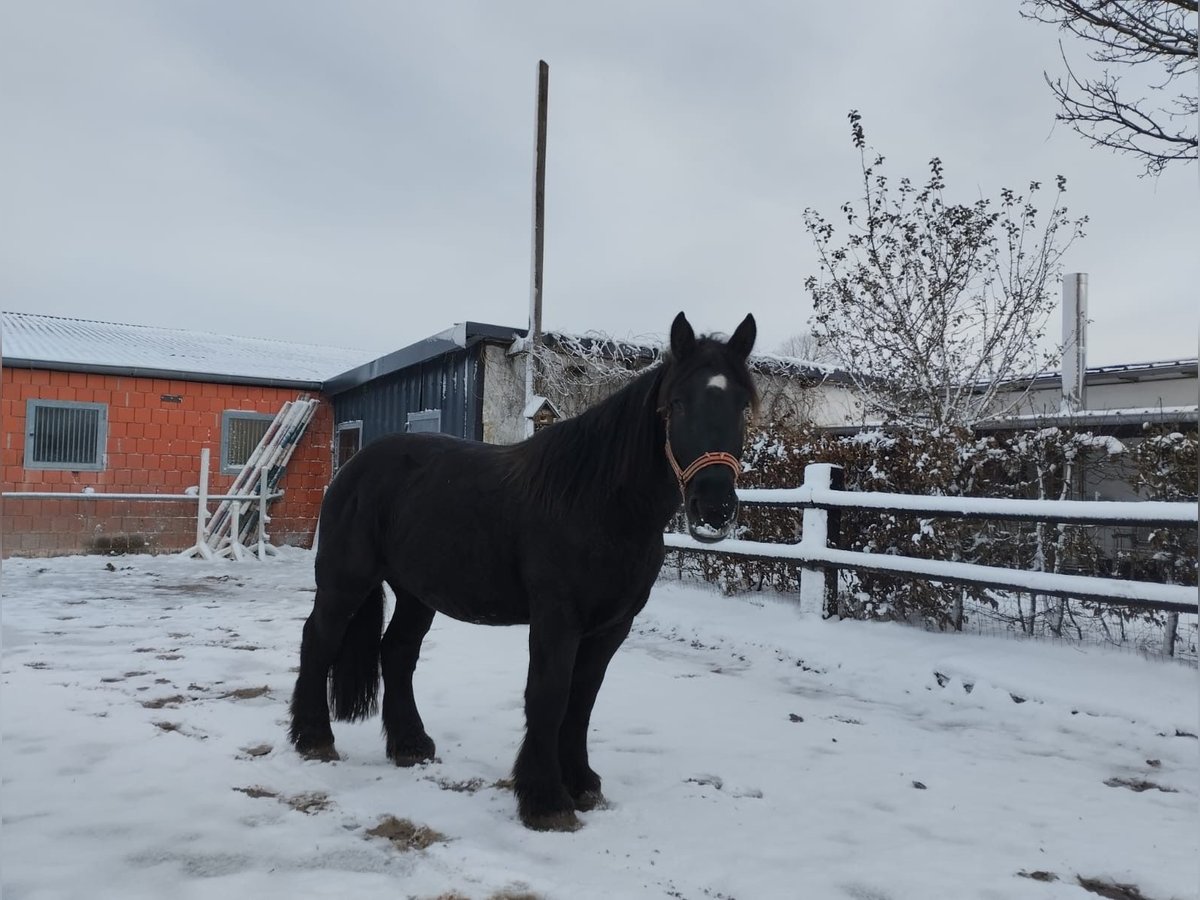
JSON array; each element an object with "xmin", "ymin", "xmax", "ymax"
[{"xmin": 2, "ymin": 2, "xmax": 1195, "ymax": 366}]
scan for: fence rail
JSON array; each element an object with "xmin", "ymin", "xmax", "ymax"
[
  {"xmin": 666, "ymin": 463, "xmax": 1198, "ymax": 618},
  {"xmin": 737, "ymin": 486, "xmax": 1196, "ymax": 527}
]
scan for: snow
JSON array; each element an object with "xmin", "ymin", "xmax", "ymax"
[
  {"xmin": 1, "ymin": 312, "xmax": 374, "ymax": 384},
  {"xmin": 3, "ymin": 550, "xmax": 1197, "ymax": 900}
]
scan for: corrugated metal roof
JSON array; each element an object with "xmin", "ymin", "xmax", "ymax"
[
  {"xmin": 1, "ymin": 312, "xmax": 376, "ymax": 386},
  {"xmin": 324, "ymin": 321, "xmax": 524, "ymax": 395}
]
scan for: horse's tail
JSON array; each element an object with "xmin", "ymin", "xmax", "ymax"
[{"xmin": 328, "ymin": 584, "xmax": 385, "ymax": 722}]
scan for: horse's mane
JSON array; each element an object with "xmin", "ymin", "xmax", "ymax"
[
  {"xmin": 504, "ymin": 363, "xmax": 667, "ymax": 520},
  {"xmin": 504, "ymin": 337, "xmax": 758, "ymax": 520}
]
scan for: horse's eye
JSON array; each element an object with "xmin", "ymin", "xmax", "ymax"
[{"xmin": 670, "ymin": 399, "xmax": 685, "ymax": 414}]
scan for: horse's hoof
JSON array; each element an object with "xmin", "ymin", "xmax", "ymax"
[
  {"xmin": 572, "ymin": 789, "xmax": 607, "ymax": 812},
  {"xmin": 298, "ymin": 742, "xmax": 339, "ymax": 762},
  {"xmin": 520, "ymin": 808, "xmax": 582, "ymax": 832},
  {"xmin": 387, "ymin": 734, "xmax": 436, "ymax": 767}
]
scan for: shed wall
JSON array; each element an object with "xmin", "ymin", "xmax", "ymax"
[{"xmin": 330, "ymin": 347, "xmax": 481, "ymax": 445}]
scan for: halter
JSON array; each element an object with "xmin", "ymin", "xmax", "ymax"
[{"xmin": 662, "ymin": 414, "xmax": 742, "ymax": 499}]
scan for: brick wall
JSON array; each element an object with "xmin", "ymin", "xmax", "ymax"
[{"xmin": 2, "ymin": 367, "xmax": 332, "ymax": 557}]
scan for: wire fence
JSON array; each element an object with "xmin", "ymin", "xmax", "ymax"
[
  {"xmin": 2, "ymin": 496, "xmax": 199, "ymax": 556},
  {"xmin": 658, "ymin": 556, "xmax": 1198, "ymax": 664}
]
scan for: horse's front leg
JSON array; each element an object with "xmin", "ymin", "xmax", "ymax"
[
  {"xmin": 514, "ymin": 617, "xmax": 580, "ymax": 831},
  {"xmin": 559, "ymin": 619, "xmax": 633, "ymax": 811}
]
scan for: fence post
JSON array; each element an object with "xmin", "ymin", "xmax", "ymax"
[
  {"xmin": 799, "ymin": 463, "xmax": 844, "ymax": 618},
  {"xmin": 1162, "ymin": 612, "xmax": 1178, "ymax": 657},
  {"xmin": 228, "ymin": 500, "xmax": 244, "ymax": 561},
  {"xmin": 256, "ymin": 469, "xmax": 269, "ymax": 560},
  {"xmin": 192, "ymin": 449, "xmax": 214, "ymax": 561}
]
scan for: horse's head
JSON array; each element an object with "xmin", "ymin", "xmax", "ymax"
[{"xmin": 660, "ymin": 312, "xmax": 757, "ymax": 543}]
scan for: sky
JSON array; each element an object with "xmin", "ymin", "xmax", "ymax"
[
  {"xmin": 4, "ymin": 550, "xmax": 1196, "ymax": 898},
  {"xmin": 1, "ymin": 2, "xmax": 1196, "ymax": 367}
]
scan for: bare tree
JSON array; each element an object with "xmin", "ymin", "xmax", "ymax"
[
  {"xmin": 1021, "ymin": 0, "xmax": 1198, "ymax": 176},
  {"xmin": 774, "ymin": 332, "xmax": 837, "ymax": 365},
  {"xmin": 803, "ymin": 111, "xmax": 1088, "ymax": 431}
]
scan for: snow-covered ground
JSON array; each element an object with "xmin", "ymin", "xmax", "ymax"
[{"xmin": 2, "ymin": 550, "xmax": 1196, "ymax": 900}]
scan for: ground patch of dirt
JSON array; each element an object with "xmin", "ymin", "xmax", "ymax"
[
  {"xmin": 233, "ymin": 786, "xmax": 279, "ymax": 799},
  {"xmin": 1103, "ymin": 777, "xmax": 1177, "ymax": 793},
  {"xmin": 1076, "ymin": 875, "xmax": 1153, "ymax": 899},
  {"xmin": 220, "ymin": 686, "xmax": 270, "ymax": 700},
  {"xmin": 284, "ymin": 792, "xmax": 331, "ymax": 814},
  {"xmin": 141, "ymin": 695, "xmax": 188, "ymax": 709},
  {"xmin": 1018, "ymin": 870, "xmax": 1058, "ymax": 882},
  {"xmin": 366, "ymin": 815, "xmax": 448, "ymax": 851},
  {"xmin": 426, "ymin": 776, "xmax": 487, "ymax": 794}
]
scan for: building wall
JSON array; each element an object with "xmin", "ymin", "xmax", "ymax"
[
  {"xmin": 481, "ymin": 344, "xmax": 529, "ymax": 445},
  {"xmin": 2, "ymin": 366, "xmax": 332, "ymax": 556},
  {"xmin": 480, "ymin": 344, "xmax": 868, "ymax": 443},
  {"xmin": 1014, "ymin": 376, "xmax": 1198, "ymax": 416},
  {"xmin": 330, "ymin": 347, "xmax": 479, "ymax": 447}
]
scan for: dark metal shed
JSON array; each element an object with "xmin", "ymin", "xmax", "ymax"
[{"xmin": 323, "ymin": 322, "xmax": 522, "ymax": 470}]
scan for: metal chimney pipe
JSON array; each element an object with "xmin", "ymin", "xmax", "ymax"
[{"xmin": 1061, "ymin": 273, "xmax": 1088, "ymax": 413}]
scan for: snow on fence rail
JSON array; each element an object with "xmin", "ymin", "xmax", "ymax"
[{"xmin": 664, "ymin": 463, "xmax": 1198, "ymax": 617}]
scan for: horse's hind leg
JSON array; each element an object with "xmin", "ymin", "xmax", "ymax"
[
  {"xmin": 289, "ymin": 580, "xmax": 382, "ymax": 761},
  {"xmin": 380, "ymin": 581, "xmax": 437, "ymax": 766}
]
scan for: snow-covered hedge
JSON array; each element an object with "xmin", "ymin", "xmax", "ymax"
[{"xmin": 668, "ymin": 422, "xmax": 1198, "ymax": 639}]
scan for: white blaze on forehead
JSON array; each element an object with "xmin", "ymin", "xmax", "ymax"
[{"xmin": 707, "ymin": 374, "xmax": 728, "ymax": 391}]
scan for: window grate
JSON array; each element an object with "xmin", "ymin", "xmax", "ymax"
[
  {"xmin": 25, "ymin": 400, "xmax": 107, "ymax": 470},
  {"xmin": 221, "ymin": 411, "xmax": 274, "ymax": 473}
]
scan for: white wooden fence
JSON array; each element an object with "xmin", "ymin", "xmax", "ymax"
[{"xmin": 665, "ymin": 463, "xmax": 1198, "ymax": 633}]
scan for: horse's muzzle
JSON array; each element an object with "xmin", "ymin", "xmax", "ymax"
[{"xmin": 686, "ymin": 495, "xmax": 738, "ymax": 543}]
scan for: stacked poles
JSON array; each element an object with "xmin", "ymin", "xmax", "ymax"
[
  {"xmin": 231, "ymin": 398, "xmax": 318, "ymax": 553},
  {"xmin": 204, "ymin": 396, "xmax": 318, "ymax": 559}
]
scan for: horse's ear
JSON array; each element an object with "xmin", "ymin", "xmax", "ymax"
[
  {"xmin": 727, "ymin": 314, "xmax": 756, "ymax": 360},
  {"xmin": 670, "ymin": 312, "xmax": 696, "ymax": 360}
]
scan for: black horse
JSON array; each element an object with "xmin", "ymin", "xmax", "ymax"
[{"xmin": 289, "ymin": 312, "xmax": 757, "ymax": 831}]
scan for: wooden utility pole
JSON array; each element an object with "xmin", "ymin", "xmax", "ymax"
[{"xmin": 524, "ymin": 60, "xmax": 549, "ymax": 437}]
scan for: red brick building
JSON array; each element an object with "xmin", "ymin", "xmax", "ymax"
[{"xmin": 2, "ymin": 313, "xmax": 371, "ymax": 557}]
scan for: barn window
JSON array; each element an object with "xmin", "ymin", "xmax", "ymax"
[
  {"xmin": 24, "ymin": 400, "xmax": 108, "ymax": 471},
  {"xmin": 406, "ymin": 409, "xmax": 441, "ymax": 434},
  {"xmin": 334, "ymin": 420, "xmax": 362, "ymax": 473},
  {"xmin": 221, "ymin": 411, "xmax": 274, "ymax": 474}
]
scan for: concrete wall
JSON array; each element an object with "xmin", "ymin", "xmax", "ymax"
[{"xmin": 481, "ymin": 344, "xmax": 527, "ymax": 445}]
